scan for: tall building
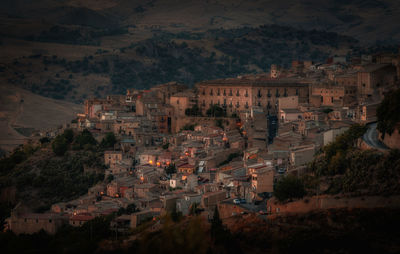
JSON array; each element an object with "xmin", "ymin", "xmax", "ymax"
[{"xmin": 195, "ymin": 76, "xmax": 310, "ymax": 116}]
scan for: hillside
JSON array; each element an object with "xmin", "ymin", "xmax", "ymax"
[
  {"xmin": 1, "ymin": 0, "xmax": 400, "ymax": 103},
  {"xmin": 2, "ymin": 0, "xmax": 400, "ymax": 43},
  {"xmin": 0, "ymin": 84, "xmax": 81, "ymax": 151},
  {"xmin": 0, "ymin": 24, "xmax": 362, "ymax": 101}
]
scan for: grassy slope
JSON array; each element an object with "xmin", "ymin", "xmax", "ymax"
[{"xmin": 0, "ymin": 84, "xmax": 81, "ymax": 151}]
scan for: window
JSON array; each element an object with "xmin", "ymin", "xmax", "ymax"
[
  {"xmin": 36, "ymin": 219, "xmax": 38, "ymax": 223},
  {"xmin": 217, "ymin": 88, "xmax": 220, "ymax": 96},
  {"xmin": 236, "ymin": 90, "xmax": 240, "ymax": 96},
  {"xmin": 223, "ymin": 89, "xmax": 226, "ymax": 96},
  {"xmin": 229, "ymin": 89, "xmax": 233, "ymax": 96},
  {"xmin": 210, "ymin": 89, "xmax": 213, "ymax": 95},
  {"xmin": 245, "ymin": 90, "xmax": 248, "ymax": 97},
  {"xmin": 49, "ymin": 219, "xmax": 52, "ymax": 223}
]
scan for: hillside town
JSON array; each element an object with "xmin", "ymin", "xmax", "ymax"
[{"xmin": 5, "ymin": 49, "xmax": 400, "ymax": 236}]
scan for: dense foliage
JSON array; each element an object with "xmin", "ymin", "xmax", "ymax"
[
  {"xmin": 274, "ymin": 175, "xmax": 306, "ymax": 202},
  {"xmin": 0, "ymin": 129, "xmax": 106, "ymax": 213},
  {"xmin": 305, "ymin": 124, "xmax": 400, "ymax": 196},
  {"xmin": 0, "ymin": 215, "xmax": 113, "ymax": 254},
  {"xmin": 185, "ymin": 105, "xmax": 202, "ymax": 116},
  {"xmin": 100, "ymin": 132, "xmax": 117, "ymax": 148},
  {"xmin": 206, "ymin": 105, "xmax": 226, "ymax": 117},
  {"xmin": 377, "ymin": 88, "xmax": 400, "ymax": 138},
  {"xmin": 312, "ymin": 124, "xmax": 367, "ymax": 176},
  {"xmin": 13, "ymin": 24, "xmax": 360, "ymax": 101}
]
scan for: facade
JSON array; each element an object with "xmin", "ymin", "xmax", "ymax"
[
  {"xmin": 250, "ymin": 166, "xmax": 274, "ymax": 194},
  {"xmin": 104, "ymin": 151, "xmax": 123, "ymax": 166},
  {"xmin": 169, "ymin": 91, "xmax": 197, "ymax": 117},
  {"xmin": 195, "ymin": 76, "xmax": 309, "ymax": 116},
  {"xmin": 357, "ymin": 64, "xmax": 397, "ymax": 98},
  {"xmin": 7, "ymin": 213, "xmax": 66, "ymax": 235},
  {"xmin": 289, "ymin": 144, "xmax": 316, "ymax": 167}
]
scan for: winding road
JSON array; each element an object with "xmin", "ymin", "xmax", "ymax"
[{"xmin": 362, "ymin": 122, "xmax": 388, "ymax": 150}]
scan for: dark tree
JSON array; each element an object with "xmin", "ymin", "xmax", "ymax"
[
  {"xmin": 377, "ymin": 88, "xmax": 400, "ymax": 138},
  {"xmin": 274, "ymin": 175, "xmax": 306, "ymax": 202},
  {"xmin": 100, "ymin": 132, "xmax": 117, "ymax": 148},
  {"xmin": 52, "ymin": 135, "xmax": 68, "ymax": 156}
]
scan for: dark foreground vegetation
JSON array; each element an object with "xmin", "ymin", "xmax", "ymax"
[
  {"xmin": 0, "ymin": 207, "xmax": 399, "ymax": 254},
  {"xmin": 0, "ymin": 129, "xmax": 114, "ymax": 224}
]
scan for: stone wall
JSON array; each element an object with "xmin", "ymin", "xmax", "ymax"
[
  {"xmin": 173, "ymin": 116, "xmax": 237, "ymax": 133},
  {"xmin": 267, "ymin": 195, "xmax": 400, "ymax": 217},
  {"xmin": 217, "ymin": 203, "xmax": 247, "ymax": 219}
]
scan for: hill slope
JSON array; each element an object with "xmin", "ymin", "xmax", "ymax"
[
  {"xmin": 0, "ymin": 84, "xmax": 81, "ymax": 151},
  {"xmin": 2, "ymin": 0, "xmax": 400, "ymax": 43}
]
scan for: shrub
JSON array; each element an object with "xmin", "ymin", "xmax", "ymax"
[
  {"xmin": 52, "ymin": 135, "xmax": 68, "ymax": 156},
  {"xmin": 274, "ymin": 175, "xmax": 306, "ymax": 202}
]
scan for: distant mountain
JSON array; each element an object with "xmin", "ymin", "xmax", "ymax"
[{"xmin": 2, "ymin": 0, "xmax": 400, "ymax": 43}]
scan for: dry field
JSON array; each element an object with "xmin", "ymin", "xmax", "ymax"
[{"xmin": 0, "ymin": 84, "xmax": 81, "ymax": 151}]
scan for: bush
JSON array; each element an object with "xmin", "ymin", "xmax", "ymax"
[
  {"xmin": 52, "ymin": 135, "xmax": 68, "ymax": 156},
  {"xmin": 100, "ymin": 132, "xmax": 117, "ymax": 148},
  {"xmin": 63, "ymin": 129, "xmax": 74, "ymax": 144},
  {"xmin": 274, "ymin": 175, "xmax": 306, "ymax": 202},
  {"xmin": 377, "ymin": 88, "xmax": 400, "ymax": 138},
  {"xmin": 185, "ymin": 105, "xmax": 202, "ymax": 116},
  {"xmin": 39, "ymin": 137, "xmax": 50, "ymax": 144},
  {"xmin": 206, "ymin": 105, "xmax": 226, "ymax": 117},
  {"xmin": 181, "ymin": 124, "xmax": 195, "ymax": 131},
  {"xmin": 75, "ymin": 129, "xmax": 97, "ymax": 149}
]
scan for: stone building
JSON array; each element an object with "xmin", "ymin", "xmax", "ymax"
[
  {"xmin": 169, "ymin": 90, "xmax": 197, "ymax": 117},
  {"xmin": 195, "ymin": 76, "xmax": 310, "ymax": 116},
  {"xmin": 357, "ymin": 64, "xmax": 397, "ymax": 99},
  {"xmin": 104, "ymin": 151, "xmax": 123, "ymax": 167},
  {"xmin": 7, "ymin": 212, "xmax": 67, "ymax": 235}
]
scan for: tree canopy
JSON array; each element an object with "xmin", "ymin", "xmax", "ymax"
[{"xmin": 377, "ymin": 88, "xmax": 400, "ymax": 138}]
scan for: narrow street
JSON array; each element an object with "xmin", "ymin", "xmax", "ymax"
[{"xmin": 362, "ymin": 122, "xmax": 388, "ymax": 150}]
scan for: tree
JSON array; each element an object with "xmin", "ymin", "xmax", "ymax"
[
  {"xmin": 377, "ymin": 88, "xmax": 400, "ymax": 138},
  {"xmin": 274, "ymin": 175, "xmax": 306, "ymax": 202},
  {"xmin": 106, "ymin": 174, "xmax": 114, "ymax": 183},
  {"xmin": 165, "ymin": 164, "xmax": 176, "ymax": 175},
  {"xmin": 63, "ymin": 129, "xmax": 74, "ymax": 144},
  {"xmin": 206, "ymin": 105, "xmax": 226, "ymax": 117},
  {"xmin": 185, "ymin": 105, "xmax": 202, "ymax": 116},
  {"xmin": 75, "ymin": 129, "xmax": 97, "ymax": 148},
  {"xmin": 100, "ymin": 132, "xmax": 117, "ymax": 148},
  {"xmin": 162, "ymin": 143, "xmax": 169, "ymax": 150},
  {"xmin": 39, "ymin": 137, "xmax": 50, "ymax": 144},
  {"xmin": 52, "ymin": 135, "xmax": 68, "ymax": 156}
]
